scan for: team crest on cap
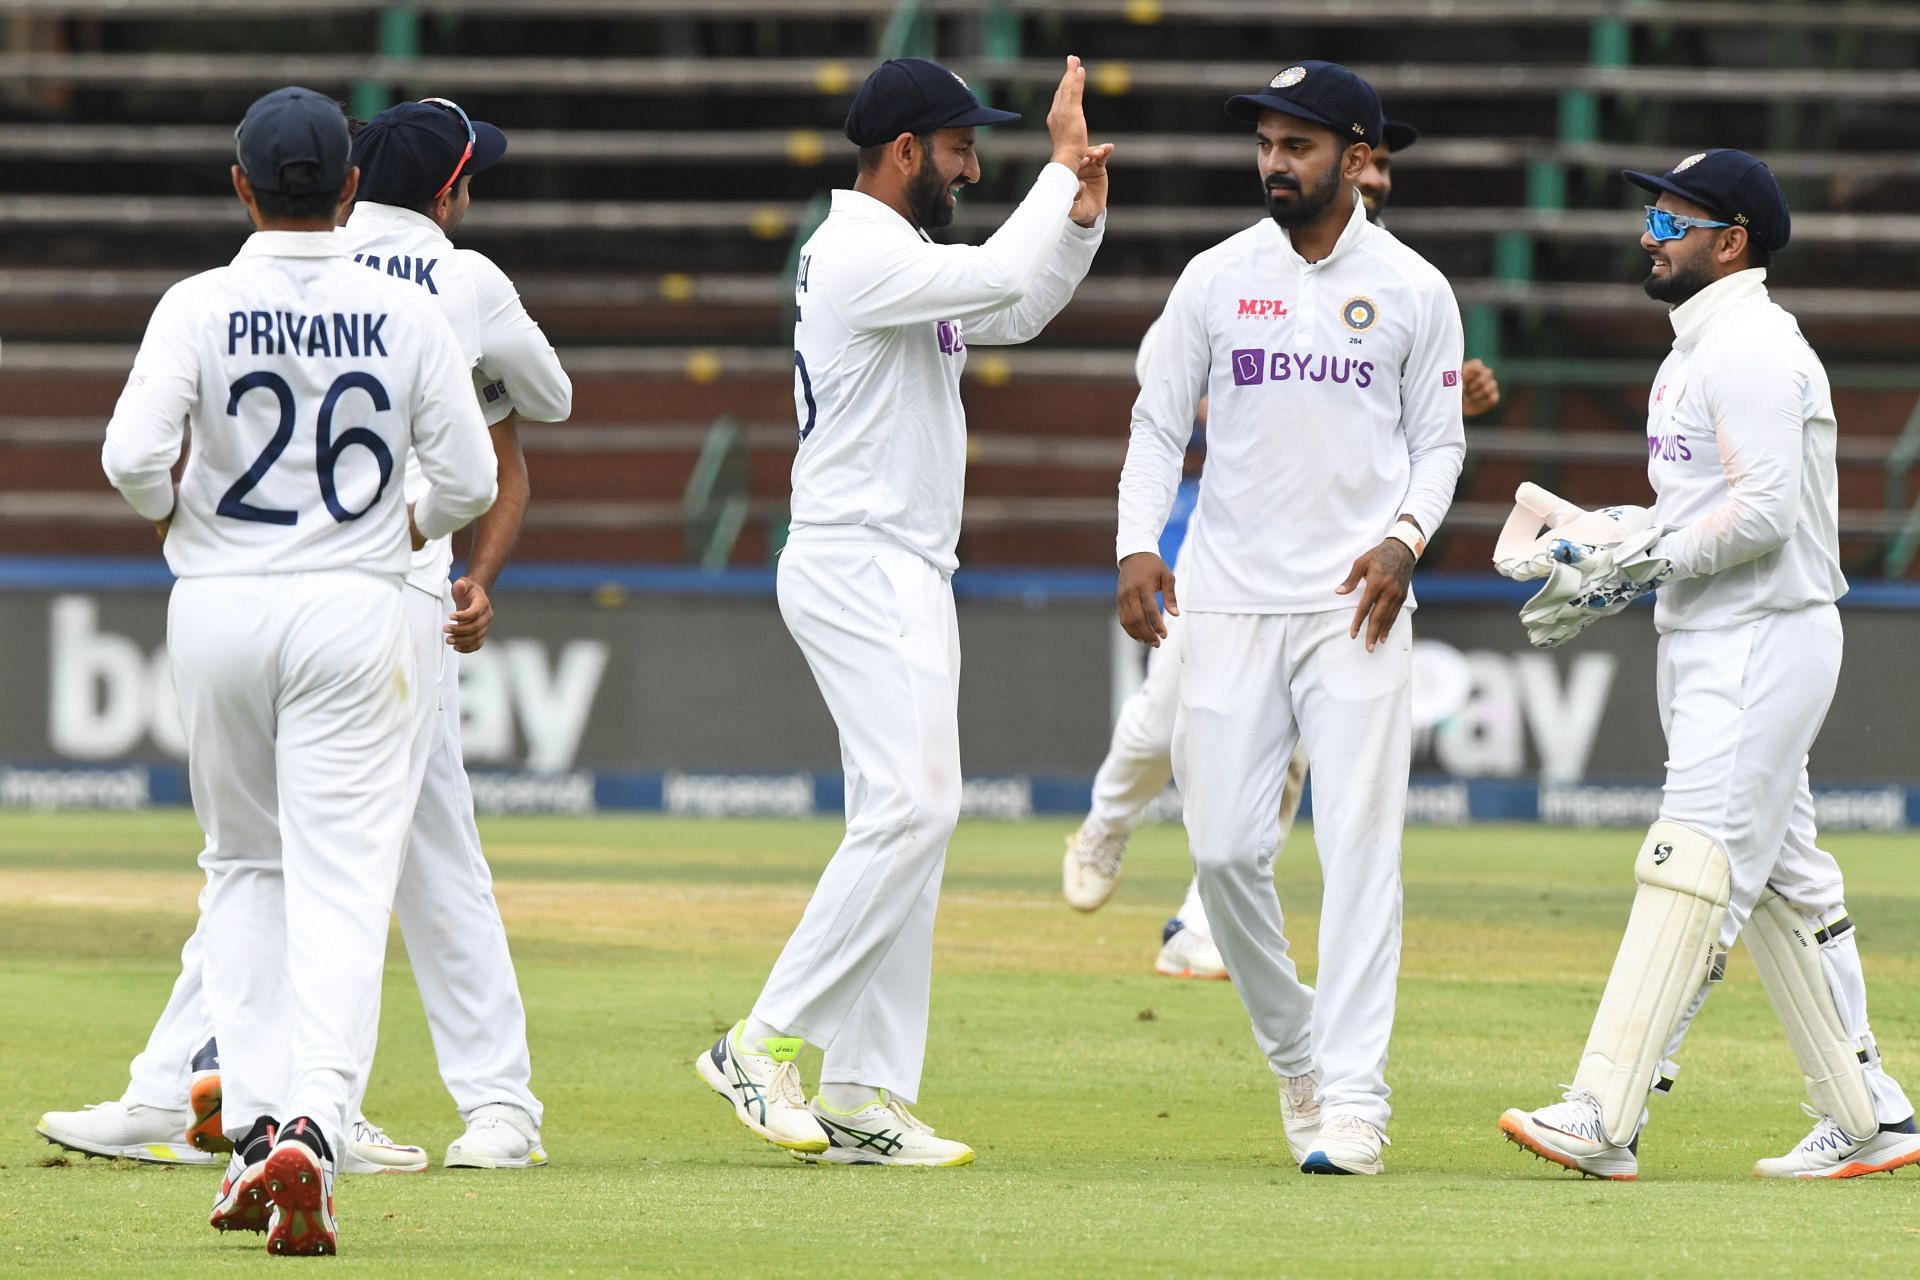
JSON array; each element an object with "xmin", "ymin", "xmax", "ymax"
[
  {"xmin": 1341, "ymin": 296, "xmax": 1378, "ymax": 332},
  {"xmin": 1271, "ymin": 66, "xmax": 1307, "ymax": 89},
  {"xmin": 1673, "ymin": 152, "xmax": 1706, "ymax": 172}
]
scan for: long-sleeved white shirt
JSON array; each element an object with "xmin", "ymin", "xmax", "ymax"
[
  {"xmin": 102, "ymin": 230, "xmax": 496, "ymax": 580},
  {"xmin": 1644, "ymin": 268, "xmax": 1844, "ymax": 631},
  {"xmin": 1117, "ymin": 192, "xmax": 1466, "ymax": 612},
  {"xmin": 342, "ymin": 202, "xmax": 571, "ymax": 592},
  {"xmin": 788, "ymin": 164, "xmax": 1103, "ymax": 573}
]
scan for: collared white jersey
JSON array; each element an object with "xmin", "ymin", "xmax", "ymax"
[
  {"xmin": 341, "ymin": 201, "xmax": 572, "ymax": 592},
  {"xmin": 1644, "ymin": 269, "xmax": 1843, "ymax": 632},
  {"xmin": 102, "ymin": 230, "xmax": 496, "ymax": 580},
  {"xmin": 1117, "ymin": 193, "xmax": 1466, "ymax": 612},
  {"xmin": 789, "ymin": 164, "xmax": 1102, "ymax": 573}
]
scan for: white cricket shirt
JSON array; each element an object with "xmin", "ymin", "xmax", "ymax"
[
  {"xmin": 788, "ymin": 163, "xmax": 1103, "ymax": 573},
  {"xmin": 102, "ymin": 230, "xmax": 497, "ymax": 580},
  {"xmin": 1643, "ymin": 268, "xmax": 1844, "ymax": 632},
  {"xmin": 1117, "ymin": 192, "xmax": 1466, "ymax": 612},
  {"xmin": 341, "ymin": 202, "xmax": 573, "ymax": 593}
]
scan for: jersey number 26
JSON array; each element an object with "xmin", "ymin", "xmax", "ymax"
[{"xmin": 218, "ymin": 370, "xmax": 396, "ymax": 525}]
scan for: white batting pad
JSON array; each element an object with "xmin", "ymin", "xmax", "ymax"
[
  {"xmin": 1573, "ymin": 821, "xmax": 1731, "ymax": 1147},
  {"xmin": 1744, "ymin": 891, "xmax": 1877, "ymax": 1139}
]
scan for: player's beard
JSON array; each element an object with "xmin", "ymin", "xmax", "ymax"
[
  {"xmin": 1265, "ymin": 159, "xmax": 1343, "ymax": 229},
  {"xmin": 1643, "ymin": 248, "xmax": 1716, "ymax": 305},
  {"xmin": 909, "ymin": 155, "xmax": 958, "ymax": 231}
]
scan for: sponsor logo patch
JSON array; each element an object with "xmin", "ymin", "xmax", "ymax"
[
  {"xmin": 1235, "ymin": 298, "xmax": 1289, "ymax": 319},
  {"xmin": 1652, "ymin": 842, "xmax": 1674, "ymax": 865},
  {"xmin": 1231, "ymin": 349, "xmax": 1265, "ymax": 386},
  {"xmin": 1442, "ymin": 369, "xmax": 1459, "ymax": 388}
]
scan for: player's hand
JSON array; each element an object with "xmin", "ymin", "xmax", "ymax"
[
  {"xmin": 1336, "ymin": 537, "xmax": 1415, "ymax": 652},
  {"xmin": 1462, "ymin": 358, "xmax": 1500, "ymax": 417},
  {"xmin": 1047, "ymin": 55, "xmax": 1090, "ymax": 171},
  {"xmin": 446, "ymin": 576, "xmax": 494, "ymax": 653},
  {"xmin": 1069, "ymin": 142, "xmax": 1115, "ymax": 227},
  {"xmin": 407, "ymin": 503, "xmax": 426, "ymax": 552},
  {"xmin": 1116, "ymin": 551, "xmax": 1179, "ymax": 647}
]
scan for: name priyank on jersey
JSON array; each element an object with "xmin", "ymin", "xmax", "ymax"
[
  {"xmin": 225, "ymin": 310, "xmax": 390, "ymax": 358},
  {"xmin": 352, "ymin": 252, "xmax": 441, "ymax": 294}
]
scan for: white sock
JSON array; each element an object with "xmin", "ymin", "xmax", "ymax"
[
  {"xmin": 820, "ymin": 1083, "xmax": 883, "ymax": 1112},
  {"xmin": 742, "ymin": 1016, "xmax": 787, "ymax": 1051}
]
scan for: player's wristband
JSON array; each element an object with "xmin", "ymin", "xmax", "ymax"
[{"xmin": 1386, "ymin": 518, "xmax": 1426, "ymax": 561}]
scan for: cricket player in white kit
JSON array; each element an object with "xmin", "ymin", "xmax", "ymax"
[
  {"xmin": 1498, "ymin": 150, "xmax": 1920, "ymax": 1181},
  {"xmin": 101, "ymin": 87, "xmax": 496, "ymax": 1254},
  {"xmin": 698, "ymin": 55, "xmax": 1108, "ymax": 1166},
  {"xmin": 1062, "ymin": 118, "xmax": 1494, "ymax": 983},
  {"xmin": 40, "ymin": 98, "xmax": 567, "ymax": 1177},
  {"xmin": 1115, "ymin": 62, "xmax": 1465, "ymax": 1176}
]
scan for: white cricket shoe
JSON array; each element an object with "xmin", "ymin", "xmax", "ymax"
[
  {"xmin": 1063, "ymin": 822, "xmax": 1128, "ymax": 912},
  {"xmin": 340, "ymin": 1117, "xmax": 428, "ymax": 1175},
  {"xmin": 1279, "ymin": 1071, "xmax": 1322, "ymax": 1165},
  {"xmin": 1498, "ymin": 1088, "xmax": 1638, "ymax": 1180},
  {"xmin": 797, "ymin": 1093, "xmax": 975, "ymax": 1167},
  {"xmin": 445, "ymin": 1102, "xmax": 547, "ymax": 1169},
  {"xmin": 696, "ymin": 1022, "xmax": 829, "ymax": 1154},
  {"xmin": 263, "ymin": 1122, "xmax": 336, "ymax": 1257},
  {"xmin": 1155, "ymin": 919, "xmax": 1228, "ymax": 980},
  {"xmin": 36, "ymin": 1100, "xmax": 215, "ymax": 1165},
  {"xmin": 1753, "ymin": 1105, "xmax": 1920, "ymax": 1179},
  {"xmin": 208, "ymin": 1148, "xmax": 272, "ymax": 1234},
  {"xmin": 1301, "ymin": 1112, "xmax": 1389, "ymax": 1176}
]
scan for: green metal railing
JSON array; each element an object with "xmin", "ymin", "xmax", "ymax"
[{"xmin": 682, "ymin": 415, "xmax": 752, "ymax": 571}]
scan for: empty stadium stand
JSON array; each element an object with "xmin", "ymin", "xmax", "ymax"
[{"xmin": 7, "ymin": 0, "xmax": 1920, "ymax": 575}]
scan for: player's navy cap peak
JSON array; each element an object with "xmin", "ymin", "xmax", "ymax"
[
  {"xmin": 1624, "ymin": 148, "xmax": 1790, "ymax": 252},
  {"xmin": 843, "ymin": 57, "xmax": 1021, "ymax": 148},
  {"xmin": 1382, "ymin": 119, "xmax": 1419, "ymax": 153},
  {"xmin": 234, "ymin": 86, "xmax": 351, "ymax": 195},
  {"xmin": 353, "ymin": 99, "xmax": 508, "ymax": 209},
  {"xmin": 1226, "ymin": 61, "xmax": 1384, "ymax": 149}
]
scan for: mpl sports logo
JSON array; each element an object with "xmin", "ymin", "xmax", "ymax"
[{"xmin": 1236, "ymin": 298, "xmax": 1289, "ymax": 319}]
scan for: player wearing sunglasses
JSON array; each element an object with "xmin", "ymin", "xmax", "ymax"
[{"xmin": 1498, "ymin": 149, "xmax": 1920, "ymax": 1181}]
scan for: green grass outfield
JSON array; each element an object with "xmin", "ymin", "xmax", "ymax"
[{"xmin": 4, "ymin": 812, "xmax": 1920, "ymax": 1276}]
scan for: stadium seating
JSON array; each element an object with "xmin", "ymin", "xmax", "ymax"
[{"xmin": 7, "ymin": 0, "xmax": 1920, "ymax": 574}]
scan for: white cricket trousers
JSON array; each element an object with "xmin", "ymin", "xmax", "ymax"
[
  {"xmin": 125, "ymin": 582, "xmax": 541, "ymax": 1128},
  {"xmin": 1087, "ymin": 612, "xmax": 1310, "ymax": 935},
  {"xmin": 390, "ymin": 581, "xmax": 542, "ymax": 1124},
  {"xmin": 1653, "ymin": 604, "xmax": 1912, "ymax": 1123},
  {"xmin": 1176, "ymin": 609, "xmax": 1411, "ymax": 1130},
  {"xmin": 169, "ymin": 570, "xmax": 412, "ymax": 1154},
  {"xmin": 754, "ymin": 537, "xmax": 962, "ymax": 1103}
]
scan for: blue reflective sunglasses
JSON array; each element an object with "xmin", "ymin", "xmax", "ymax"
[{"xmin": 1644, "ymin": 205, "xmax": 1731, "ymax": 242}]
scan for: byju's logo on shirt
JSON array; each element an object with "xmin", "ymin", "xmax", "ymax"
[
  {"xmin": 936, "ymin": 320, "xmax": 965, "ymax": 356},
  {"xmin": 1230, "ymin": 349, "xmax": 1375, "ymax": 389},
  {"xmin": 1235, "ymin": 298, "xmax": 1289, "ymax": 319}
]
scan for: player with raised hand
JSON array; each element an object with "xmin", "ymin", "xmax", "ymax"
[
  {"xmin": 100, "ymin": 86, "xmax": 496, "ymax": 1255},
  {"xmin": 1498, "ymin": 151, "xmax": 1920, "ymax": 1181},
  {"xmin": 1115, "ymin": 61, "xmax": 1465, "ymax": 1176},
  {"xmin": 697, "ymin": 54, "xmax": 1108, "ymax": 1167}
]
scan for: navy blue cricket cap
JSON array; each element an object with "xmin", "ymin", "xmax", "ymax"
[
  {"xmin": 843, "ymin": 58, "xmax": 1020, "ymax": 147},
  {"xmin": 1624, "ymin": 148, "xmax": 1791, "ymax": 252},
  {"xmin": 352, "ymin": 100, "xmax": 507, "ymax": 208},
  {"xmin": 1226, "ymin": 61, "xmax": 1384, "ymax": 149},
  {"xmin": 1382, "ymin": 119, "xmax": 1419, "ymax": 152},
  {"xmin": 234, "ymin": 86, "xmax": 351, "ymax": 194}
]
